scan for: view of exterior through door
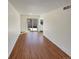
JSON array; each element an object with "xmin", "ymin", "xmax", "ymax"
[{"xmin": 27, "ymin": 18, "xmax": 38, "ymax": 31}]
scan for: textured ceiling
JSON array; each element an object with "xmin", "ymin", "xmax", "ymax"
[{"xmin": 9, "ymin": 0, "xmax": 70, "ymax": 15}]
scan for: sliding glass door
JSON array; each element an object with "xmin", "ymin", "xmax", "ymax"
[{"xmin": 27, "ymin": 18, "xmax": 38, "ymax": 31}]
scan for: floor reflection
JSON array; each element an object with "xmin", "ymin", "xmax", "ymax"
[{"xmin": 27, "ymin": 32, "xmax": 44, "ymax": 44}]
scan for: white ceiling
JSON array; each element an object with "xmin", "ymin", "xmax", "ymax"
[{"xmin": 9, "ymin": 0, "xmax": 70, "ymax": 15}]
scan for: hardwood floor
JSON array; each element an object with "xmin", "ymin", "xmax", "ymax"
[{"xmin": 9, "ymin": 32, "xmax": 71, "ymax": 59}]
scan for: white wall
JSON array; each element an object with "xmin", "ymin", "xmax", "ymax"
[
  {"xmin": 41, "ymin": 7, "xmax": 71, "ymax": 56},
  {"xmin": 20, "ymin": 15, "xmax": 28, "ymax": 32},
  {"xmin": 38, "ymin": 19, "xmax": 43, "ymax": 31},
  {"xmin": 8, "ymin": 2, "xmax": 20, "ymax": 56}
]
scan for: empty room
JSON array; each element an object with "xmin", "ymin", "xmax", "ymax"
[{"xmin": 8, "ymin": 0, "xmax": 71, "ymax": 59}]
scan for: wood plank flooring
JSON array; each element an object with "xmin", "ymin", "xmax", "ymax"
[{"xmin": 9, "ymin": 32, "xmax": 71, "ymax": 59}]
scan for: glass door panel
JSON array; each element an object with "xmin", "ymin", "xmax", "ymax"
[{"xmin": 27, "ymin": 18, "xmax": 38, "ymax": 31}]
